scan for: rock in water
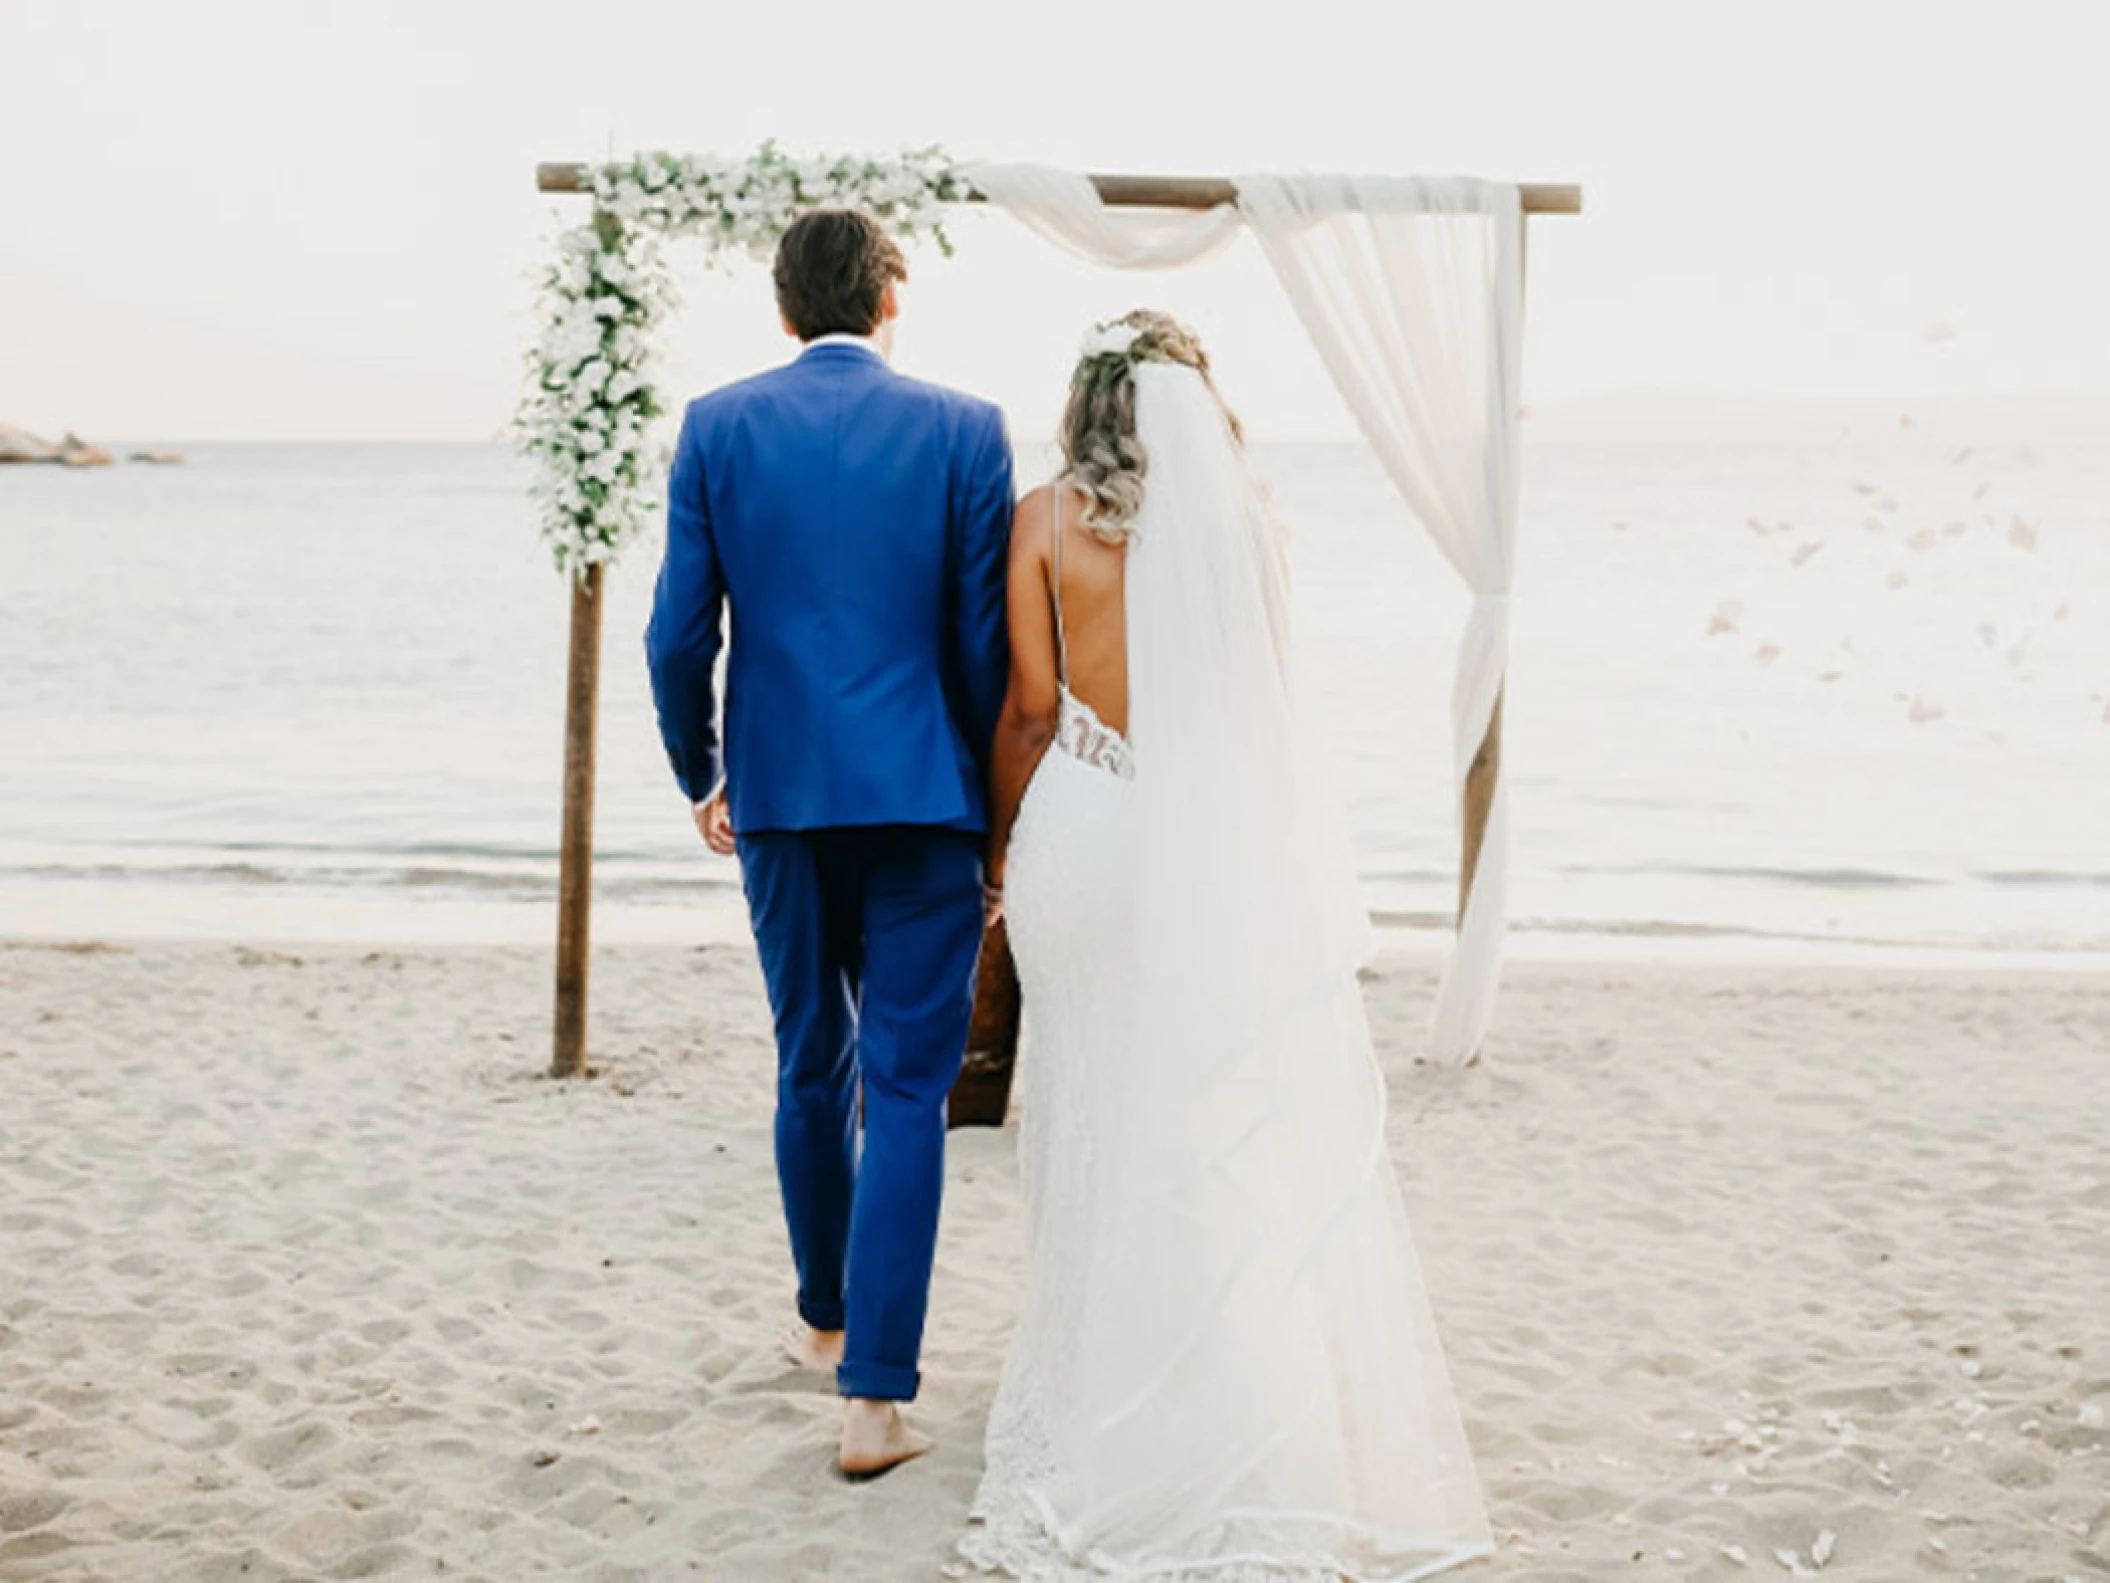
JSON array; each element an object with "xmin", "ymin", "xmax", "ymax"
[
  {"xmin": 0, "ymin": 423, "xmax": 58, "ymax": 463},
  {"xmin": 56, "ymin": 432, "xmax": 116, "ymax": 468},
  {"xmin": 128, "ymin": 449, "xmax": 187, "ymax": 465}
]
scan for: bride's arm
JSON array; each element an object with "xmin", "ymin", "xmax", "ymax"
[{"xmin": 986, "ymin": 491, "xmax": 1061, "ymax": 895}]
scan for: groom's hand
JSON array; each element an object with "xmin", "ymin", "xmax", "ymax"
[{"xmin": 694, "ymin": 790, "xmax": 736, "ymax": 856}]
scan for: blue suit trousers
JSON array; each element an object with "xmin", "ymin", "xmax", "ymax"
[{"xmin": 736, "ymin": 824, "xmax": 984, "ymax": 1402}]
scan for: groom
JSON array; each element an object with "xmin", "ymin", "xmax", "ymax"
[{"xmin": 645, "ymin": 209, "xmax": 1014, "ymax": 1475}]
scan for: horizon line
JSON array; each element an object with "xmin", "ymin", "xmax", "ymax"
[{"xmin": 15, "ymin": 387, "xmax": 2110, "ymax": 448}]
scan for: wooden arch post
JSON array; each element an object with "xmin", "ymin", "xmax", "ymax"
[
  {"xmin": 550, "ymin": 560, "xmax": 603, "ymax": 1079},
  {"xmin": 534, "ymin": 162, "xmax": 1578, "ymax": 1096}
]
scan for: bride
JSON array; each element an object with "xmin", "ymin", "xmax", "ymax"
[{"xmin": 961, "ymin": 311, "xmax": 1493, "ymax": 1581}]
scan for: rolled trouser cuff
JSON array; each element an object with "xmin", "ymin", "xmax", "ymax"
[
  {"xmin": 837, "ymin": 1359, "xmax": 920, "ymax": 1402},
  {"xmin": 798, "ymin": 1296, "xmax": 846, "ymax": 1332}
]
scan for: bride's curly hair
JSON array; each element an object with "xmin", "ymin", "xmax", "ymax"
[{"xmin": 1060, "ymin": 309, "xmax": 1245, "ymax": 545}]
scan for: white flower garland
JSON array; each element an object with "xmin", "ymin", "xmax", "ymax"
[{"xmin": 519, "ymin": 143, "xmax": 971, "ymax": 581}]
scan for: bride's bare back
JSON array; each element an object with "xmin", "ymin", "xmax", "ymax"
[
  {"xmin": 1008, "ymin": 481, "xmax": 1127, "ymax": 739},
  {"xmin": 984, "ymin": 479, "xmax": 1129, "ymax": 892}
]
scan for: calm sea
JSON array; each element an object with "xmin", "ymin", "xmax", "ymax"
[{"xmin": 4, "ymin": 425, "xmax": 2106, "ymax": 963}]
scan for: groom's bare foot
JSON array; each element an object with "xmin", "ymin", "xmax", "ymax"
[
  {"xmin": 838, "ymin": 1398, "xmax": 932, "ymax": 1478},
  {"xmin": 781, "ymin": 1324, "xmax": 845, "ymax": 1371}
]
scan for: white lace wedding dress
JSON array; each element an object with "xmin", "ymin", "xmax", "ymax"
[{"xmin": 958, "ymin": 364, "xmax": 1491, "ymax": 1583}]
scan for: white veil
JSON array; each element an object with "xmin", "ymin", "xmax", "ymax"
[{"xmin": 1035, "ymin": 363, "xmax": 1490, "ymax": 1574}]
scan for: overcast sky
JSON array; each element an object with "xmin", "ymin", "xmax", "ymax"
[{"xmin": 3, "ymin": 0, "xmax": 2106, "ymax": 441}]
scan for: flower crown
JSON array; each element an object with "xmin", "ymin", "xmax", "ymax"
[
  {"xmin": 1077, "ymin": 319, "xmax": 1178, "ymax": 368},
  {"xmin": 1080, "ymin": 321, "xmax": 1143, "ymax": 360}
]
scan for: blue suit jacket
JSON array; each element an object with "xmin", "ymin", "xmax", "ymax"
[{"xmin": 645, "ymin": 342, "xmax": 1015, "ymax": 835}]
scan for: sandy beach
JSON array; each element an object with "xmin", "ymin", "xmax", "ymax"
[{"xmin": 0, "ymin": 938, "xmax": 2104, "ymax": 1581}]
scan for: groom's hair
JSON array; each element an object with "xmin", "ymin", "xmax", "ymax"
[{"xmin": 774, "ymin": 210, "xmax": 909, "ymax": 341}]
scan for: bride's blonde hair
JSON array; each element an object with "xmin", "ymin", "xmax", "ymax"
[{"xmin": 1059, "ymin": 309, "xmax": 1245, "ymax": 545}]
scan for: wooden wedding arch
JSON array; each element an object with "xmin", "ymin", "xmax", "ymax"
[{"xmin": 534, "ymin": 161, "xmax": 1581, "ymax": 1111}]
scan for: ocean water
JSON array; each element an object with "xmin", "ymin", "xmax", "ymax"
[{"xmin": 3, "ymin": 425, "xmax": 2106, "ymax": 963}]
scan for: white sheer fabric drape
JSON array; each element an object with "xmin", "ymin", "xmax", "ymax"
[
  {"xmin": 965, "ymin": 163, "xmax": 1523, "ymax": 1065},
  {"xmin": 966, "ymin": 163, "xmax": 1242, "ymax": 270},
  {"xmin": 1237, "ymin": 175, "xmax": 1523, "ymax": 1068}
]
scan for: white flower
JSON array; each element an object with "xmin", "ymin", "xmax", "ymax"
[{"xmin": 1081, "ymin": 321, "xmax": 1141, "ymax": 359}]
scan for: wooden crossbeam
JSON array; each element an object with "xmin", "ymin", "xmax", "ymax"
[{"xmin": 534, "ymin": 162, "xmax": 1582, "ymax": 215}]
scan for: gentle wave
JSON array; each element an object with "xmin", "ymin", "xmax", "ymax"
[
  {"xmin": 1564, "ymin": 863, "xmax": 1944, "ymax": 891},
  {"xmin": 1974, "ymin": 869, "xmax": 2110, "ymax": 889},
  {"xmin": 11, "ymin": 858, "xmax": 2105, "ymax": 953},
  {"xmin": 1371, "ymin": 908, "xmax": 2109, "ymax": 956},
  {"xmin": 31, "ymin": 857, "xmax": 2106, "ymax": 902},
  {"xmin": 0, "ymin": 859, "xmax": 740, "ymax": 904}
]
